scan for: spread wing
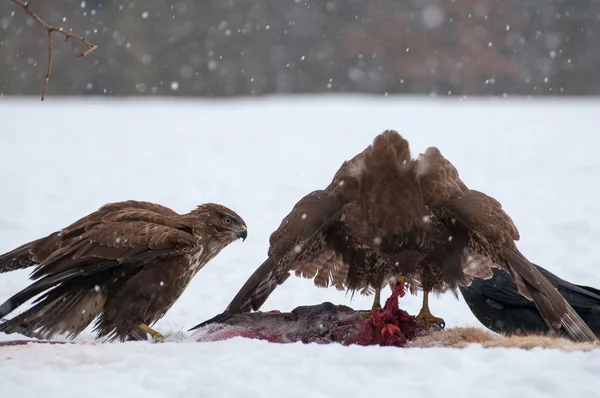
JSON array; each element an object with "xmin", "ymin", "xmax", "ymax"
[
  {"xmin": 0, "ymin": 238, "xmax": 49, "ymax": 273},
  {"xmin": 0, "ymin": 200, "xmax": 183, "ymax": 274},
  {"xmin": 437, "ymin": 177, "xmax": 597, "ymax": 343},
  {"xmin": 191, "ymin": 131, "xmax": 428, "ymax": 331},
  {"xmin": 0, "ymin": 208, "xmax": 197, "ymax": 321},
  {"xmin": 443, "ymin": 190, "xmax": 519, "ymax": 247},
  {"xmin": 415, "ymin": 146, "xmax": 468, "ymax": 207},
  {"xmin": 415, "ymin": 147, "xmax": 513, "ymax": 283},
  {"xmin": 293, "ymin": 251, "xmax": 348, "ymax": 290},
  {"xmin": 190, "ymin": 190, "xmax": 349, "ymax": 330}
]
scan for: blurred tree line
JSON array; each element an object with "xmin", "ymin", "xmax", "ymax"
[{"xmin": 1, "ymin": 0, "xmax": 598, "ymax": 97}]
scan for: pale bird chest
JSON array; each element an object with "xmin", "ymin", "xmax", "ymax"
[{"xmin": 185, "ymin": 239, "xmax": 221, "ymax": 275}]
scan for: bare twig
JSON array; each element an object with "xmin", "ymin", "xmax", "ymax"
[{"xmin": 10, "ymin": 0, "xmax": 98, "ymax": 101}]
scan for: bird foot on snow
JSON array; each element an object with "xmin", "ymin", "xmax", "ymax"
[
  {"xmin": 139, "ymin": 323, "xmax": 165, "ymax": 343},
  {"xmin": 414, "ymin": 308, "xmax": 445, "ymax": 331}
]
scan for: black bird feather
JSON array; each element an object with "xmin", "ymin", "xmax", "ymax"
[{"xmin": 459, "ymin": 264, "xmax": 600, "ymax": 337}]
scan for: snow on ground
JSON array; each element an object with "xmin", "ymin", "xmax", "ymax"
[{"xmin": 0, "ymin": 95, "xmax": 599, "ymax": 396}]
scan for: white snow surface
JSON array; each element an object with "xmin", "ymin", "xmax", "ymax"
[{"xmin": 1, "ymin": 95, "xmax": 599, "ymax": 396}]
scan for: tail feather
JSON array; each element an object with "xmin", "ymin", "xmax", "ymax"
[
  {"xmin": 0, "ymin": 286, "xmax": 105, "ymax": 339},
  {"xmin": 0, "ymin": 267, "xmax": 90, "ymax": 319},
  {"xmin": 501, "ymin": 247, "xmax": 598, "ymax": 343},
  {"xmin": 0, "ymin": 252, "xmax": 161, "ymax": 321}
]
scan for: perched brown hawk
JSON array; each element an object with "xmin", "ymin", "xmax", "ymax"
[
  {"xmin": 192, "ymin": 130, "xmax": 597, "ymax": 344},
  {"xmin": 0, "ymin": 200, "xmax": 247, "ymax": 342}
]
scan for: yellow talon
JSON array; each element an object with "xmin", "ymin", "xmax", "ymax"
[
  {"xmin": 414, "ymin": 308, "xmax": 445, "ymax": 331},
  {"xmin": 139, "ymin": 323, "xmax": 165, "ymax": 342},
  {"xmin": 358, "ymin": 311, "xmax": 373, "ymax": 320},
  {"xmin": 414, "ymin": 292, "xmax": 445, "ymax": 331}
]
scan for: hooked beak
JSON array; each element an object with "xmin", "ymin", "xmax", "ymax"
[{"xmin": 236, "ymin": 225, "xmax": 248, "ymax": 242}]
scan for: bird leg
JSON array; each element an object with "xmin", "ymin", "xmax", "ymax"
[
  {"xmin": 139, "ymin": 323, "xmax": 165, "ymax": 342},
  {"xmin": 372, "ymin": 286, "xmax": 382, "ymax": 312},
  {"xmin": 357, "ymin": 287, "xmax": 382, "ymax": 320},
  {"xmin": 414, "ymin": 291, "xmax": 445, "ymax": 331},
  {"xmin": 359, "ymin": 276, "xmax": 406, "ymax": 319}
]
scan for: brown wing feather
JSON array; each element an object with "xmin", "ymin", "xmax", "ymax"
[
  {"xmin": 435, "ymin": 172, "xmax": 596, "ymax": 343},
  {"xmin": 0, "ymin": 207, "xmax": 198, "ymax": 324},
  {"xmin": 190, "ymin": 189, "xmax": 350, "ymax": 330},
  {"xmin": 416, "ymin": 146, "xmax": 468, "ymax": 207},
  {"xmin": 39, "ymin": 201, "xmax": 181, "ymax": 258},
  {"xmin": 0, "ymin": 201, "xmax": 185, "ymax": 274},
  {"xmin": 444, "ymin": 190, "xmax": 520, "ymax": 246},
  {"xmin": 31, "ymin": 221, "xmax": 196, "ymax": 280},
  {"xmin": 242, "ymin": 190, "xmax": 347, "ymax": 309},
  {"xmin": 293, "ymin": 250, "xmax": 348, "ymax": 290},
  {"xmin": 195, "ymin": 131, "xmax": 435, "ymax": 332},
  {"xmin": 499, "ymin": 247, "xmax": 597, "ymax": 342},
  {"xmin": 226, "ymin": 257, "xmax": 291, "ymax": 315},
  {"xmin": 0, "ymin": 238, "xmax": 46, "ymax": 273},
  {"xmin": 2, "ymin": 200, "xmax": 244, "ymax": 341},
  {"xmin": 0, "ymin": 286, "xmax": 106, "ymax": 340}
]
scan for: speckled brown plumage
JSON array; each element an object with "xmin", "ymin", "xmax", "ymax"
[
  {"xmin": 0, "ymin": 200, "xmax": 247, "ymax": 341},
  {"xmin": 193, "ymin": 131, "xmax": 597, "ymax": 344}
]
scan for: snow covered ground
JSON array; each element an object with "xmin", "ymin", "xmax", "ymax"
[{"xmin": 1, "ymin": 95, "xmax": 599, "ymax": 397}]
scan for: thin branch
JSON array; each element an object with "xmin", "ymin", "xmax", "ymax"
[
  {"xmin": 44, "ymin": 29, "xmax": 52, "ymax": 101},
  {"xmin": 10, "ymin": 0, "xmax": 98, "ymax": 101}
]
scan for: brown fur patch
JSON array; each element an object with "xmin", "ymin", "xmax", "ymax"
[{"xmin": 408, "ymin": 327, "xmax": 599, "ymax": 351}]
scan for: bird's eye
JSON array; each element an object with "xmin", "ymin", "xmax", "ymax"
[{"xmin": 223, "ymin": 216, "xmax": 232, "ymax": 225}]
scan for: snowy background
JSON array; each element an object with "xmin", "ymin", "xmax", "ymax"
[
  {"xmin": 1, "ymin": 96, "xmax": 599, "ymax": 396},
  {"xmin": 2, "ymin": 1, "xmax": 600, "ymax": 97}
]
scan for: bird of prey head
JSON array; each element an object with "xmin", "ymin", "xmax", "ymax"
[{"xmin": 191, "ymin": 203, "xmax": 248, "ymax": 244}]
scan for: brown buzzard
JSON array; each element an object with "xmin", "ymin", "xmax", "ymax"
[
  {"xmin": 191, "ymin": 130, "xmax": 597, "ymax": 344},
  {"xmin": 0, "ymin": 200, "xmax": 247, "ymax": 342}
]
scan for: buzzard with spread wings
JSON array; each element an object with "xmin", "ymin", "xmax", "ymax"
[
  {"xmin": 192, "ymin": 131, "xmax": 597, "ymax": 344},
  {"xmin": 0, "ymin": 200, "xmax": 247, "ymax": 342}
]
